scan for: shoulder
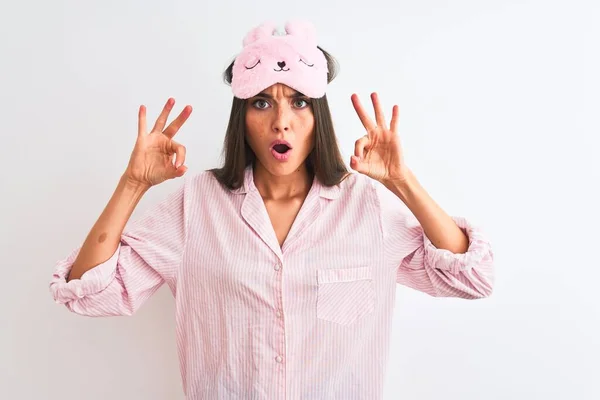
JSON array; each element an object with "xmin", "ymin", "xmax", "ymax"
[
  {"xmin": 331, "ymin": 172, "xmax": 384, "ymax": 210},
  {"xmin": 170, "ymin": 169, "xmax": 224, "ymax": 203},
  {"xmin": 339, "ymin": 171, "xmax": 379, "ymax": 194},
  {"xmin": 186, "ymin": 169, "xmax": 218, "ymax": 188},
  {"xmin": 341, "ymin": 172, "xmax": 409, "ymax": 214}
]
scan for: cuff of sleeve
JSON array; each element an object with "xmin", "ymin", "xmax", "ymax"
[
  {"xmin": 423, "ymin": 216, "xmax": 493, "ymax": 274},
  {"xmin": 49, "ymin": 243, "xmax": 121, "ymax": 304}
]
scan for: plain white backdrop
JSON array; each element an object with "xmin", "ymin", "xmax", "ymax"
[{"xmin": 1, "ymin": 0, "xmax": 598, "ymax": 399}]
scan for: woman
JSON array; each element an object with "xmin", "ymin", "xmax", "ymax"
[{"xmin": 50, "ymin": 20, "xmax": 494, "ymax": 400}]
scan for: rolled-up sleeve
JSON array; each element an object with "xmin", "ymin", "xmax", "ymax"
[
  {"xmin": 49, "ymin": 180, "xmax": 188, "ymax": 316},
  {"xmin": 374, "ymin": 180, "xmax": 495, "ymax": 299}
]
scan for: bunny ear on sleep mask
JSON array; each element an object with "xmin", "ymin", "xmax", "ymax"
[{"xmin": 230, "ymin": 20, "xmax": 329, "ymax": 99}]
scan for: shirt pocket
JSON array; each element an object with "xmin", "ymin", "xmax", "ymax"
[{"xmin": 316, "ymin": 266, "xmax": 375, "ymax": 326}]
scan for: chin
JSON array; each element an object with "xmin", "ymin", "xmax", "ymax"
[{"xmin": 258, "ymin": 156, "xmax": 306, "ymax": 175}]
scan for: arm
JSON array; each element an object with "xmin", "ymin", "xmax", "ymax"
[
  {"xmin": 383, "ymin": 169, "xmax": 469, "ymax": 254},
  {"xmin": 376, "ymin": 172, "xmax": 495, "ymax": 299},
  {"xmin": 348, "ymin": 91, "xmax": 494, "ymax": 298},
  {"xmin": 50, "ymin": 98, "xmax": 192, "ymax": 316},
  {"xmin": 49, "ymin": 177, "xmax": 187, "ymax": 317},
  {"xmin": 66, "ymin": 175, "xmax": 149, "ymax": 281}
]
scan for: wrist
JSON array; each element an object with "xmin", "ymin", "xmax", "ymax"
[
  {"xmin": 382, "ymin": 169, "xmax": 420, "ymax": 203},
  {"xmin": 120, "ymin": 173, "xmax": 151, "ymax": 195}
]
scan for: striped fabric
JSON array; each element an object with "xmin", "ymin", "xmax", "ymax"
[{"xmin": 50, "ymin": 163, "xmax": 494, "ymax": 399}]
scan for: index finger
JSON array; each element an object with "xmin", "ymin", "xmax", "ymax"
[{"xmin": 351, "ymin": 94, "xmax": 376, "ymax": 133}]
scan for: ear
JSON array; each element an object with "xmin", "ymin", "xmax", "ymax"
[
  {"xmin": 284, "ymin": 20, "xmax": 318, "ymax": 46},
  {"xmin": 242, "ymin": 21, "xmax": 278, "ymax": 46}
]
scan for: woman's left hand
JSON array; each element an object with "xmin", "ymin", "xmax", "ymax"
[{"xmin": 350, "ymin": 92, "xmax": 412, "ymax": 186}]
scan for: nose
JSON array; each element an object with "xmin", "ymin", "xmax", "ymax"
[
  {"xmin": 277, "ymin": 61, "xmax": 286, "ymax": 68},
  {"xmin": 272, "ymin": 105, "xmax": 290, "ymax": 133}
]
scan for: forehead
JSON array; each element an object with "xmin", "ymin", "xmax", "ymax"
[{"xmin": 260, "ymin": 83, "xmax": 304, "ymax": 97}]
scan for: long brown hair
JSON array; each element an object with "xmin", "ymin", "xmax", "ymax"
[{"xmin": 207, "ymin": 47, "xmax": 350, "ymax": 190}]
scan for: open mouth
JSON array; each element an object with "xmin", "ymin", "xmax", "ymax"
[{"xmin": 272, "ymin": 144, "xmax": 291, "ymax": 154}]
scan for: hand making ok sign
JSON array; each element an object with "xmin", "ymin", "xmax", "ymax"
[{"xmin": 350, "ymin": 92, "xmax": 411, "ymax": 187}]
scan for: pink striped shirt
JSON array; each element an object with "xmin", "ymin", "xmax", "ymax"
[{"xmin": 50, "ymin": 164, "xmax": 494, "ymax": 399}]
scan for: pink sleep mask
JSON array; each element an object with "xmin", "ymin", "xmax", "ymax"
[{"xmin": 231, "ymin": 20, "xmax": 328, "ymax": 99}]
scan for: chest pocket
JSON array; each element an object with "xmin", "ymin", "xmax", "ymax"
[{"xmin": 316, "ymin": 266, "xmax": 375, "ymax": 326}]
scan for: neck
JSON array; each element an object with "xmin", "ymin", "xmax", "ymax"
[{"xmin": 253, "ymin": 161, "xmax": 313, "ymax": 201}]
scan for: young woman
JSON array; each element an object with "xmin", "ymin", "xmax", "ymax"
[{"xmin": 50, "ymin": 20, "xmax": 494, "ymax": 400}]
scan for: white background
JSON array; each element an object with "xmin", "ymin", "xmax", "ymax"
[{"xmin": 1, "ymin": 0, "xmax": 598, "ymax": 399}]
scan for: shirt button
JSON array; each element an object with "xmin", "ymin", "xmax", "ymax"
[
  {"xmin": 276, "ymin": 310, "xmax": 282, "ymax": 318},
  {"xmin": 275, "ymin": 355, "xmax": 283, "ymax": 363},
  {"xmin": 274, "ymin": 263, "xmax": 281, "ymax": 271}
]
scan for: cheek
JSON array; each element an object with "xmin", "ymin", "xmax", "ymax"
[
  {"xmin": 299, "ymin": 114, "xmax": 315, "ymax": 140},
  {"xmin": 245, "ymin": 112, "xmax": 266, "ymax": 138}
]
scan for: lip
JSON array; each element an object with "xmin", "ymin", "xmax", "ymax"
[
  {"xmin": 269, "ymin": 139, "xmax": 293, "ymax": 150},
  {"xmin": 271, "ymin": 148, "xmax": 292, "ymax": 161}
]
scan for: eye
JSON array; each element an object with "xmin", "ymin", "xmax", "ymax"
[
  {"xmin": 252, "ymin": 99, "xmax": 270, "ymax": 109},
  {"xmin": 293, "ymin": 99, "xmax": 310, "ymax": 109},
  {"xmin": 299, "ymin": 58, "xmax": 314, "ymax": 67},
  {"xmin": 245, "ymin": 59, "xmax": 261, "ymax": 69}
]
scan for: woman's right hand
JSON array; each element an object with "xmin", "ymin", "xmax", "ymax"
[{"xmin": 123, "ymin": 98, "xmax": 193, "ymax": 189}]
